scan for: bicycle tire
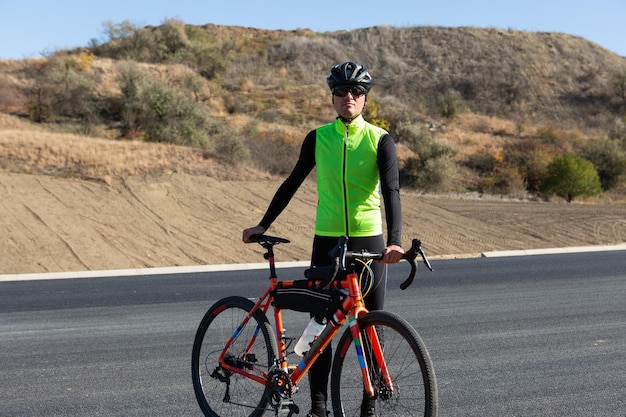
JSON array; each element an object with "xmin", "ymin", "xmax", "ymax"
[
  {"xmin": 330, "ymin": 311, "xmax": 438, "ymax": 417},
  {"xmin": 191, "ymin": 296, "xmax": 278, "ymax": 417}
]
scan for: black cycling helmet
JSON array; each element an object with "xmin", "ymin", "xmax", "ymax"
[{"xmin": 326, "ymin": 61, "xmax": 373, "ymax": 94}]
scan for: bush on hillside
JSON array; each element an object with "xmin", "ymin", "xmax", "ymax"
[
  {"xmin": 502, "ymin": 138, "xmax": 556, "ymax": 194},
  {"xmin": 582, "ymin": 136, "xmax": 626, "ymax": 190},
  {"xmin": 215, "ymin": 135, "xmax": 251, "ymax": 166},
  {"xmin": 434, "ymin": 89, "xmax": 467, "ymax": 119},
  {"xmin": 464, "ymin": 150, "xmax": 527, "ymax": 195},
  {"xmin": 24, "ymin": 55, "xmax": 99, "ymax": 130},
  {"xmin": 245, "ymin": 130, "xmax": 301, "ymax": 176},
  {"xmin": 479, "ymin": 166, "xmax": 526, "ymax": 196},
  {"xmin": 397, "ymin": 121, "xmax": 458, "ymax": 190},
  {"xmin": 540, "ymin": 153, "xmax": 602, "ymax": 202},
  {"xmin": 609, "ymin": 117, "xmax": 626, "ymax": 145},
  {"xmin": 93, "ymin": 19, "xmax": 191, "ymax": 63},
  {"xmin": 115, "ymin": 61, "xmax": 213, "ymax": 148}
]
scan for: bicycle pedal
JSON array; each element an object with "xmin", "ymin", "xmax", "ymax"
[{"xmin": 276, "ymin": 399, "xmax": 299, "ymax": 416}]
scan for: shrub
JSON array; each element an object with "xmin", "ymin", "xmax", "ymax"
[
  {"xmin": 75, "ymin": 51, "xmax": 96, "ymax": 72},
  {"xmin": 464, "ymin": 151, "xmax": 498, "ymax": 175},
  {"xmin": 464, "ymin": 150, "xmax": 526, "ymax": 195},
  {"xmin": 0, "ymin": 73, "xmax": 24, "ymax": 111},
  {"xmin": 540, "ymin": 153, "xmax": 602, "ymax": 202},
  {"xmin": 537, "ymin": 124, "xmax": 560, "ymax": 142},
  {"xmin": 216, "ymin": 135, "xmax": 251, "ymax": 165},
  {"xmin": 24, "ymin": 55, "xmax": 99, "ymax": 130},
  {"xmin": 537, "ymin": 124, "xmax": 571, "ymax": 151},
  {"xmin": 394, "ymin": 121, "xmax": 433, "ymax": 150},
  {"xmin": 502, "ymin": 138, "xmax": 555, "ymax": 194},
  {"xmin": 582, "ymin": 136, "xmax": 626, "ymax": 190},
  {"xmin": 415, "ymin": 155, "xmax": 457, "ymax": 192},
  {"xmin": 116, "ymin": 61, "xmax": 213, "ymax": 148},
  {"xmin": 479, "ymin": 166, "xmax": 526, "ymax": 195},
  {"xmin": 608, "ymin": 117, "xmax": 626, "ymax": 145},
  {"xmin": 398, "ymin": 122, "xmax": 457, "ymax": 190},
  {"xmin": 434, "ymin": 89, "xmax": 466, "ymax": 119},
  {"xmin": 246, "ymin": 131, "xmax": 301, "ymax": 175},
  {"xmin": 610, "ymin": 65, "xmax": 626, "ymax": 108}
]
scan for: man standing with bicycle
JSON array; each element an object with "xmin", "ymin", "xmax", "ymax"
[{"xmin": 243, "ymin": 61, "xmax": 404, "ymax": 417}]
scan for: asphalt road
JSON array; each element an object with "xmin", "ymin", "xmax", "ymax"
[{"xmin": 1, "ymin": 251, "xmax": 625, "ymax": 416}]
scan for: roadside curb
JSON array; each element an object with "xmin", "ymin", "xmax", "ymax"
[
  {"xmin": 481, "ymin": 243, "xmax": 626, "ymax": 258},
  {"xmin": 2, "ymin": 244, "xmax": 625, "ymax": 282},
  {"xmin": 0, "ymin": 261, "xmax": 311, "ymax": 282}
]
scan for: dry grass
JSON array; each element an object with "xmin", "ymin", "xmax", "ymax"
[
  {"xmin": 0, "ymin": 112, "xmax": 281, "ymax": 184},
  {"xmin": 426, "ymin": 112, "xmax": 596, "ymax": 163},
  {"xmin": 0, "ymin": 124, "xmax": 214, "ymax": 183}
]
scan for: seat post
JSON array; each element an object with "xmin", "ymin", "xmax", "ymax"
[{"xmin": 262, "ymin": 242, "xmax": 278, "ymax": 279}]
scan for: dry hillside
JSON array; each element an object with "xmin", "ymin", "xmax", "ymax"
[{"xmin": 1, "ymin": 24, "xmax": 626, "ymax": 275}]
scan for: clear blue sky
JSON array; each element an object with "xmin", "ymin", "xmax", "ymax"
[{"xmin": 1, "ymin": 0, "xmax": 625, "ymax": 59}]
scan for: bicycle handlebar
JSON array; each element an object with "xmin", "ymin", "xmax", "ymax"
[
  {"xmin": 397, "ymin": 238, "xmax": 435, "ymax": 289},
  {"xmin": 306, "ymin": 235, "xmax": 434, "ymax": 290},
  {"xmin": 249, "ymin": 234, "xmax": 433, "ymax": 290}
]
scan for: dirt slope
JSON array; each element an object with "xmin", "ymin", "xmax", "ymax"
[{"xmin": 1, "ymin": 172, "xmax": 624, "ymax": 275}]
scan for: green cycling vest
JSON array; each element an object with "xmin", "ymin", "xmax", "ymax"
[{"xmin": 315, "ymin": 115, "xmax": 388, "ymax": 237}]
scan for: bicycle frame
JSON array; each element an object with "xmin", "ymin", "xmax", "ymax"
[{"xmin": 216, "ymin": 243, "xmax": 389, "ymax": 399}]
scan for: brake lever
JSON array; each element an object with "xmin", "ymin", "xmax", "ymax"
[{"xmin": 418, "ymin": 246, "xmax": 434, "ymax": 272}]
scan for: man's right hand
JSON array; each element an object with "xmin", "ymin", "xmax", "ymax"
[{"xmin": 242, "ymin": 225, "xmax": 266, "ymax": 243}]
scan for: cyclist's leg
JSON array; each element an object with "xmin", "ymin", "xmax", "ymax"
[
  {"xmin": 307, "ymin": 236, "xmax": 338, "ymax": 415},
  {"xmin": 349, "ymin": 235, "xmax": 387, "ymax": 312},
  {"xmin": 309, "ymin": 235, "xmax": 388, "ymax": 415},
  {"xmin": 345, "ymin": 235, "xmax": 387, "ymax": 415},
  {"xmin": 307, "ymin": 234, "xmax": 388, "ymax": 415},
  {"xmin": 308, "ymin": 347, "xmax": 331, "ymax": 414}
]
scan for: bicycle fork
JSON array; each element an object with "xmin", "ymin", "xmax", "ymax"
[
  {"xmin": 344, "ymin": 270, "xmax": 394, "ymax": 400},
  {"xmin": 347, "ymin": 316, "xmax": 392, "ymax": 399}
]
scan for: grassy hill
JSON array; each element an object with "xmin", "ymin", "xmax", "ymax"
[{"xmin": 1, "ymin": 21, "xmax": 625, "ymax": 200}]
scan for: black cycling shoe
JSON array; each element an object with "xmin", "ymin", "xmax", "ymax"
[
  {"xmin": 360, "ymin": 407, "xmax": 378, "ymax": 417},
  {"xmin": 361, "ymin": 398, "xmax": 377, "ymax": 417}
]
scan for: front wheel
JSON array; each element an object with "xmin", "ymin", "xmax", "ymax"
[
  {"xmin": 191, "ymin": 296, "xmax": 278, "ymax": 417},
  {"xmin": 331, "ymin": 311, "xmax": 438, "ymax": 417}
]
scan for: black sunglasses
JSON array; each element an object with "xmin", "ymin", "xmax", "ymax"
[{"xmin": 333, "ymin": 86, "xmax": 366, "ymax": 97}]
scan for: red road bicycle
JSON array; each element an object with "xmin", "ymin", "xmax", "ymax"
[{"xmin": 191, "ymin": 235, "xmax": 437, "ymax": 417}]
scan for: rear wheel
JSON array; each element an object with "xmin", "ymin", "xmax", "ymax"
[
  {"xmin": 331, "ymin": 311, "xmax": 437, "ymax": 417},
  {"xmin": 191, "ymin": 296, "xmax": 278, "ymax": 417}
]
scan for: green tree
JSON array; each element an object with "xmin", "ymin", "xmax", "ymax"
[{"xmin": 540, "ymin": 153, "xmax": 602, "ymax": 202}]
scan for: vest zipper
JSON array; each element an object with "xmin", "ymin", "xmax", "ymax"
[{"xmin": 342, "ymin": 124, "xmax": 349, "ymax": 236}]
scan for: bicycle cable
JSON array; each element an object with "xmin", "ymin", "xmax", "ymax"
[{"xmin": 356, "ymin": 258, "xmax": 374, "ymax": 297}]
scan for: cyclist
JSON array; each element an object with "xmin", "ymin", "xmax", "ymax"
[{"xmin": 243, "ymin": 61, "xmax": 404, "ymax": 417}]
